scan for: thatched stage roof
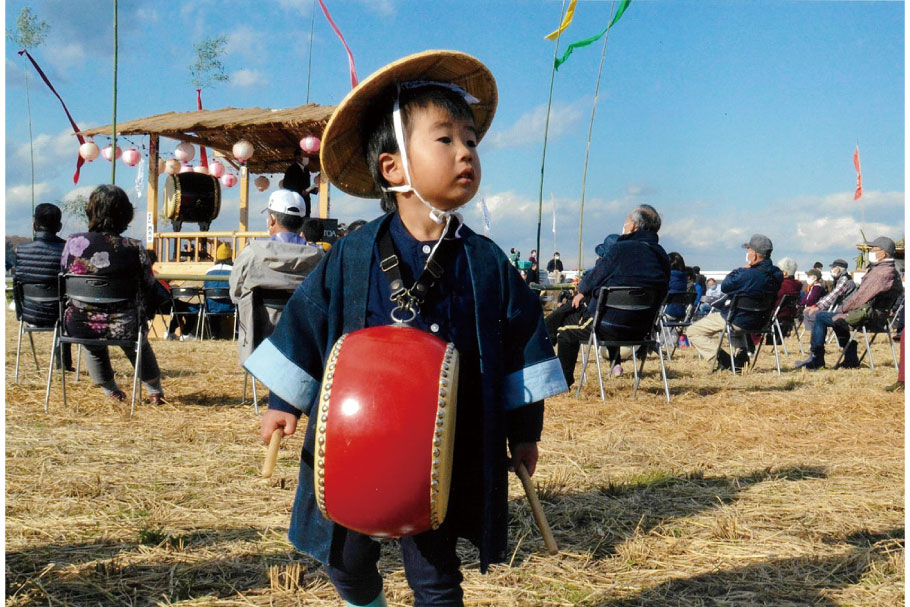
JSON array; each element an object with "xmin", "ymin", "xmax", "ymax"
[{"xmin": 77, "ymin": 104, "xmax": 336, "ymax": 174}]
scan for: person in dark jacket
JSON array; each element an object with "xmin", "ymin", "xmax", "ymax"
[
  {"xmin": 554, "ymin": 204, "xmax": 670, "ymax": 384},
  {"xmin": 14, "ymin": 203, "xmax": 73, "ymax": 370},
  {"xmin": 664, "ymin": 252, "xmax": 689, "ymax": 319},
  {"xmin": 282, "ymin": 148, "xmax": 314, "ymax": 217},
  {"xmin": 687, "ymin": 234, "xmax": 783, "ymax": 369}
]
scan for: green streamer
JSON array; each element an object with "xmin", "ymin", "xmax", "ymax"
[{"xmin": 555, "ymin": 0, "xmax": 631, "ymax": 70}]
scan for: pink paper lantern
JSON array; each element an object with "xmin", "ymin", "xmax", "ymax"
[
  {"xmin": 179, "ymin": 164, "xmax": 193, "ymax": 174},
  {"xmin": 300, "ymin": 135, "xmax": 320, "ymax": 154},
  {"xmin": 193, "ymin": 164, "xmax": 210, "ymax": 174},
  {"xmin": 122, "ymin": 148, "xmax": 141, "ymax": 167},
  {"xmin": 175, "ymin": 142, "xmax": 195, "ymax": 162},
  {"xmin": 221, "ymin": 174, "xmax": 238, "ymax": 188},
  {"xmin": 232, "ymin": 139, "xmax": 254, "ymax": 163},
  {"xmin": 165, "ymin": 159, "xmax": 182, "ymax": 175},
  {"xmin": 208, "ymin": 160, "xmax": 225, "ymax": 178},
  {"xmin": 254, "ymin": 175, "xmax": 270, "ymax": 192},
  {"xmin": 79, "ymin": 141, "xmax": 100, "ymax": 162},
  {"xmin": 101, "ymin": 145, "xmax": 122, "ymax": 162}
]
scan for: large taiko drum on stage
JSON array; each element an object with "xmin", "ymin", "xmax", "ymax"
[
  {"xmin": 314, "ymin": 325, "xmax": 459, "ymax": 538},
  {"xmin": 163, "ymin": 173, "xmax": 221, "ymax": 224}
]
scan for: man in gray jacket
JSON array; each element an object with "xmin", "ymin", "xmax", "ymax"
[{"xmin": 230, "ymin": 190, "xmax": 324, "ymax": 362}]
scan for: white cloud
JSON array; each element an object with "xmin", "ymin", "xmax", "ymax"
[
  {"xmin": 230, "ymin": 69, "xmax": 268, "ymax": 88},
  {"xmin": 46, "ymin": 42, "xmax": 89, "ymax": 72},
  {"xmin": 486, "ymin": 99, "xmax": 587, "ymax": 149},
  {"xmin": 777, "ymin": 189, "xmax": 904, "ymax": 214},
  {"xmin": 6, "ymin": 182, "xmax": 56, "ymax": 207},
  {"xmin": 225, "ymin": 26, "xmax": 266, "ymax": 62},
  {"xmin": 794, "ymin": 216, "xmax": 897, "ymax": 253}
]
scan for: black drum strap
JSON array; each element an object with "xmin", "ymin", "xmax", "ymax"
[{"xmin": 377, "ymin": 219, "xmax": 458, "ymax": 322}]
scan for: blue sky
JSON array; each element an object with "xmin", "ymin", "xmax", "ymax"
[{"xmin": 4, "ymin": 0, "xmax": 905, "ymax": 271}]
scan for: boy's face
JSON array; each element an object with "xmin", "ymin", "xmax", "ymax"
[{"xmin": 399, "ymin": 103, "xmax": 480, "ymax": 210}]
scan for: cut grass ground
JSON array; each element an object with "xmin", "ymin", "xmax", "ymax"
[{"xmin": 5, "ymin": 310, "xmax": 904, "ymax": 606}]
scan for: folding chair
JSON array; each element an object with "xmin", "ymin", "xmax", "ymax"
[
  {"xmin": 200, "ymin": 287, "xmax": 237, "ymax": 340},
  {"xmin": 45, "ymin": 274, "xmax": 146, "ymax": 415},
  {"xmin": 713, "ymin": 292, "xmax": 780, "ymax": 375},
  {"xmin": 834, "ymin": 294, "xmax": 904, "ymax": 370},
  {"xmin": 14, "ymin": 279, "xmax": 59, "ymax": 383},
  {"xmin": 242, "ymin": 287, "xmax": 295, "ymax": 412},
  {"xmin": 576, "ymin": 286, "xmax": 670, "ymax": 403},
  {"xmin": 770, "ymin": 293, "xmax": 800, "ymax": 357},
  {"xmin": 657, "ymin": 291, "xmax": 697, "ymax": 360},
  {"xmin": 169, "ymin": 286, "xmax": 204, "ymax": 339}
]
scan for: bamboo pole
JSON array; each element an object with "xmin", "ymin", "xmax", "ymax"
[
  {"xmin": 111, "ymin": 0, "xmax": 118, "ymax": 185},
  {"xmin": 25, "ymin": 69, "xmax": 35, "ymax": 235},
  {"xmin": 535, "ymin": 0, "xmax": 568, "ymax": 264},
  {"xmin": 576, "ymin": 1, "xmax": 617, "ymax": 272},
  {"xmin": 305, "ymin": 0, "xmax": 316, "ymax": 104}
]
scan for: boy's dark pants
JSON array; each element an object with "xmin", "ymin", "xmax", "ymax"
[{"xmin": 327, "ymin": 521, "xmax": 463, "ymax": 607}]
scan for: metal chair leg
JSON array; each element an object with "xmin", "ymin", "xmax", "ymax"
[
  {"xmin": 726, "ymin": 326, "xmax": 738, "ymax": 375},
  {"xmin": 59, "ymin": 337, "xmax": 68, "ymax": 411},
  {"xmin": 657, "ymin": 344, "xmax": 671, "ymax": 404},
  {"xmin": 887, "ymin": 331, "xmax": 898, "ymax": 369},
  {"xmin": 252, "ymin": 378, "xmax": 259, "ymax": 414},
  {"xmin": 74, "ymin": 345, "xmax": 82, "ymax": 383},
  {"xmin": 130, "ymin": 336, "xmax": 144, "ymax": 417},
  {"xmin": 44, "ymin": 328, "xmax": 59, "ymax": 413},
  {"xmin": 27, "ymin": 331, "xmax": 40, "ymax": 370},
  {"xmin": 592, "ymin": 335, "xmax": 606, "ymax": 401},
  {"xmin": 15, "ymin": 320, "xmax": 24, "ymax": 383},
  {"xmin": 862, "ymin": 327, "xmax": 875, "ymax": 369},
  {"xmin": 576, "ymin": 338, "xmax": 592, "ymax": 398}
]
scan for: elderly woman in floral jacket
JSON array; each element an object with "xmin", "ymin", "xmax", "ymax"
[{"xmin": 61, "ymin": 184, "xmax": 166, "ymax": 404}]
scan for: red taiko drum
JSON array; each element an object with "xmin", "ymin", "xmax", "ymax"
[
  {"xmin": 163, "ymin": 173, "xmax": 221, "ymax": 223},
  {"xmin": 314, "ymin": 325, "xmax": 459, "ymax": 538}
]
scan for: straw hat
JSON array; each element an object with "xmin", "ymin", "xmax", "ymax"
[{"xmin": 320, "ymin": 50, "xmax": 498, "ymax": 198}]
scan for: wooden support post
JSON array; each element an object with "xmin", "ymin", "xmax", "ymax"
[
  {"xmin": 239, "ymin": 166, "xmax": 250, "ymax": 250},
  {"xmin": 146, "ymin": 134, "xmax": 159, "ymax": 251},
  {"xmin": 319, "ymin": 180, "xmax": 329, "ymax": 219}
]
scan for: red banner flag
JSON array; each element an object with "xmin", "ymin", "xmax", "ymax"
[
  {"xmin": 317, "ymin": 0, "xmax": 358, "ymax": 89},
  {"xmin": 853, "ymin": 145, "xmax": 862, "ymax": 201}
]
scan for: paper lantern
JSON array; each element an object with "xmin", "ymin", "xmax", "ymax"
[
  {"xmin": 254, "ymin": 175, "xmax": 270, "ymax": 192},
  {"xmin": 175, "ymin": 141, "xmax": 195, "ymax": 162},
  {"xmin": 101, "ymin": 145, "xmax": 122, "ymax": 161},
  {"xmin": 122, "ymin": 148, "xmax": 141, "ymax": 167},
  {"xmin": 193, "ymin": 164, "xmax": 210, "ymax": 174},
  {"xmin": 179, "ymin": 164, "xmax": 193, "ymax": 173},
  {"xmin": 79, "ymin": 141, "xmax": 100, "ymax": 162},
  {"xmin": 300, "ymin": 135, "xmax": 320, "ymax": 154},
  {"xmin": 232, "ymin": 139, "xmax": 254, "ymax": 162},
  {"xmin": 157, "ymin": 158, "xmax": 166, "ymax": 174},
  {"xmin": 208, "ymin": 160, "xmax": 225, "ymax": 178},
  {"xmin": 165, "ymin": 159, "xmax": 182, "ymax": 174},
  {"xmin": 221, "ymin": 174, "xmax": 238, "ymax": 188}
]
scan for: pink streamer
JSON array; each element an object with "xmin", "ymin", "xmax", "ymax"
[{"xmin": 317, "ymin": 0, "xmax": 358, "ymax": 88}]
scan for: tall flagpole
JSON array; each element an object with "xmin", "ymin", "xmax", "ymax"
[
  {"xmin": 576, "ymin": 1, "xmax": 617, "ymax": 272},
  {"xmin": 305, "ymin": 0, "xmax": 316, "ymax": 103},
  {"xmin": 111, "ymin": 0, "xmax": 118, "ymax": 185},
  {"xmin": 536, "ymin": 0, "xmax": 568, "ymax": 264}
]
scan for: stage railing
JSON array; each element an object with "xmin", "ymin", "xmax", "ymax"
[{"xmin": 154, "ymin": 231, "xmax": 269, "ymax": 263}]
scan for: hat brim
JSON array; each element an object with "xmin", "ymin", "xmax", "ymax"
[{"xmin": 320, "ymin": 50, "xmax": 498, "ymax": 199}]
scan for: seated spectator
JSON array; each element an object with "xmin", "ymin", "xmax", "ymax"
[
  {"xmin": 14, "ymin": 203, "xmax": 73, "ymax": 371},
  {"xmin": 60, "ymin": 185, "xmax": 166, "ymax": 404},
  {"xmin": 686, "ymin": 266, "xmax": 704, "ymax": 310},
  {"xmin": 698, "ymin": 277, "xmax": 723, "ymax": 315},
  {"xmin": 664, "ymin": 252, "xmax": 689, "ymax": 320},
  {"xmin": 802, "ymin": 259, "xmax": 856, "ymax": 336},
  {"xmin": 800, "ymin": 268, "xmax": 826, "ymax": 307},
  {"xmin": 545, "ymin": 236, "xmax": 617, "ymax": 341},
  {"xmin": 525, "ymin": 260, "xmax": 540, "ymax": 287},
  {"xmin": 773, "ymin": 257, "xmax": 803, "ymax": 334},
  {"xmin": 553, "ymin": 204, "xmax": 669, "ymax": 385},
  {"xmin": 796, "ymin": 237, "xmax": 903, "ymax": 369},
  {"xmin": 230, "ymin": 190, "xmax": 325, "ymax": 363},
  {"xmin": 302, "ymin": 217, "xmax": 330, "ymax": 251},
  {"xmin": 547, "ymin": 251, "xmax": 564, "ymax": 283},
  {"xmin": 202, "ymin": 243, "xmax": 235, "ymax": 339},
  {"xmin": 686, "ymin": 234, "xmax": 783, "ymax": 370}
]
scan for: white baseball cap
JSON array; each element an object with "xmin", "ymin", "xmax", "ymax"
[{"xmin": 263, "ymin": 189, "xmax": 305, "ymax": 217}]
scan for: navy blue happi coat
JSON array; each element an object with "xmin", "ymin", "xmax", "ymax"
[{"xmin": 244, "ymin": 213, "xmax": 567, "ymax": 571}]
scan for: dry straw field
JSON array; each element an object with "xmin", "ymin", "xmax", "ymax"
[{"xmin": 6, "ymin": 309, "xmax": 904, "ymax": 606}]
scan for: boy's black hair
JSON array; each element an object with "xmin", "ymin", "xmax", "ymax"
[
  {"xmin": 33, "ymin": 203, "xmax": 62, "ymax": 233},
  {"xmin": 363, "ymin": 85, "xmax": 475, "ymax": 213},
  {"xmin": 86, "ymin": 184, "xmax": 133, "ymax": 234},
  {"xmin": 302, "ymin": 218, "xmax": 324, "ymax": 243},
  {"xmin": 271, "ymin": 210, "xmax": 304, "ymax": 233}
]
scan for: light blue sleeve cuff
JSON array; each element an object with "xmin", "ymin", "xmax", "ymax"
[
  {"xmin": 243, "ymin": 338, "xmax": 321, "ymax": 414},
  {"xmin": 502, "ymin": 357, "xmax": 568, "ymax": 410}
]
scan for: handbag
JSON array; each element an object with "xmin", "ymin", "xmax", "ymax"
[{"xmin": 844, "ymin": 303, "xmax": 872, "ymax": 326}]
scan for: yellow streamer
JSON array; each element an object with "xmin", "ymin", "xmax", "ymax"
[{"xmin": 544, "ymin": 0, "xmax": 578, "ymax": 40}]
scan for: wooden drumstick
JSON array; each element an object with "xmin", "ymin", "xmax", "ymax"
[
  {"xmin": 516, "ymin": 462, "xmax": 558, "ymax": 555},
  {"xmin": 261, "ymin": 429, "xmax": 283, "ymax": 478}
]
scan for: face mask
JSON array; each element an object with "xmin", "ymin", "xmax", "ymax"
[
  {"xmin": 831, "ymin": 268, "xmax": 841, "ymax": 278},
  {"xmin": 807, "ymin": 277, "xmax": 817, "ymax": 285},
  {"xmin": 554, "ymin": 255, "xmax": 559, "ymax": 260},
  {"xmin": 870, "ymin": 251, "xmax": 884, "ymax": 264}
]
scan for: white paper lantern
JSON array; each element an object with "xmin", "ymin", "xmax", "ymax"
[
  {"xmin": 79, "ymin": 141, "xmax": 100, "ymax": 162},
  {"xmin": 175, "ymin": 141, "xmax": 195, "ymax": 162},
  {"xmin": 232, "ymin": 139, "xmax": 254, "ymax": 162},
  {"xmin": 165, "ymin": 159, "xmax": 182, "ymax": 174},
  {"xmin": 208, "ymin": 160, "xmax": 225, "ymax": 178},
  {"xmin": 300, "ymin": 135, "xmax": 320, "ymax": 154},
  {"xmin": 254, "ymin": 175, "xmax": 270, "ymax": 192},
  {"xmin": 221, "ymin": 174, "xmax": 238, "ymax": 188},
  {"xmin": 101, "ymin": 145, "xmax": 122, "ymax": 161},
  {"xmin": 122, "ymin": 148, "xmax": 141, "ymax": 167},
  {"xmin": 193, "ymin": 164, "xmax": 210, "ymax": 174}
]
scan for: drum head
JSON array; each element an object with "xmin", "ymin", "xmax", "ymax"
[{"xmin": 163, "ymin": 173, "xmax": 221, "ymax": 223}]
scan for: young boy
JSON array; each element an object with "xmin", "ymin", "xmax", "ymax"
[{"xmin": 245, "ymin": 50, "xmax": 567, "ymax": 607}]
